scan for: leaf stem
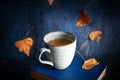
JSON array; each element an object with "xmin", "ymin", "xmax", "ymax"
[
  {"xmin": 24, "ymin": 26, "xmax": 34, "ymax": 38},
  {"xmin": 76, "ymin": 50, "xmax": 86, "ymax": 61}
]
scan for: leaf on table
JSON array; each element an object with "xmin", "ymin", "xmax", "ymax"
[
  {"xmin": 89, "ymin": 31, "xmax": 102, "ymax": 42},
  {"xmin": 15, "ymin": 38, "xmax": 33, "ymax": 56},
  {"xmin": 76, "ymin": 11, "xmax": 92, "ymax": 27},
  {"xmin": 48, "ymin": 0, "xmax": 54, "ymax": 5},
  {"xmin": 82, "ymin": 58, "xmax": 99, "ymax": 70}
]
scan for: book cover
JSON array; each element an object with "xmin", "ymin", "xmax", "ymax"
[{"xmin": 31, "ymin": 55, "xmax": 106, "ymax": 80}]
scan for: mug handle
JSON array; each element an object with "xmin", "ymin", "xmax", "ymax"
[{"xmin": 37, "ymin": 48, "xmax": 54, "ymax": 66}]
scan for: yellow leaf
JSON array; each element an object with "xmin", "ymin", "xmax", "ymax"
[
  {"xmin": 82, "ymin": 58, "xmax": 99, "ymax": 70},
  {"xmin": 48, "ymin": 0, "xmax": 54, "ymax": 5},
  {"xmin": 76, "ymin": 11, "xmax": 92, "ymax": 27},
  {"xmin": 15, "ymin": 38, "xmax": 33, "ymax": 56},
  {"xmin": 89, "ymin": 31, "xmax": 102, "ymax": 42}
]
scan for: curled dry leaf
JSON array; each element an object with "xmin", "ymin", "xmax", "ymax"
[
  {"xmin": 82, "ymin": 58, "xmax": 99, "ymax": 70},
  {"xmin": 48, "ymin": 0, "xmax": 54, "ymax": 5},
  {"xmin": 89, "ymin": 31, "xmax": 102, "ymax": 42},
  {"xmin": 76, "ymin": 11, "xmax": 92, "ymax": 27},
  {"xmin": 15, "ymin": 38, "xmax": 33, "ymax": 56}
]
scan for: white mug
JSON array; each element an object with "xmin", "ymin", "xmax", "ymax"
[{"xmin": 37, "ymin": 31, "xmax": 76, "ymax": 70}]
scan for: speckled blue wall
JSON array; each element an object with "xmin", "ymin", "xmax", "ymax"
[{"xmin": 0, "ymin": 0, "xmax": 120, "ymax": 79}]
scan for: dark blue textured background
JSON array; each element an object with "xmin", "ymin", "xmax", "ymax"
[{"xmin": 0, "ymin": 0, "xmax": 120, "ymax": 79}]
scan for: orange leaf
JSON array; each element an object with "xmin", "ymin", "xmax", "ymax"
[
  {"xmin": 15, "ymin": 38, "xmax": 33, "ymax": 56},
  {"xmin": 76, "ymin": 11, "xmax": 92, "ymax": 27},
  {"xmin": 89, "ymin": 31, "xmax": 102, "ymax": 42},
  {"xmin": 82, "ymin": 58, "xmax": 99, "ymax": 70},
  {"xmin": 48, "ymin": 0, "xmax": 54, "ymax": 5}
]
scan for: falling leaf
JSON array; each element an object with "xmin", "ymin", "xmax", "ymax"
[
  {"xmin": 15, "ymin": 38, "xmax": 33, "ymax": 56},
  {"xmin": 82, "ymin": 58, "xmax": 99, "ymax": 70},
  {"xmin": 76, "ymin": 11, "xmax": 92, "ymax": 27},
  {"xmin": 89, "ymin": 31, "xmax": 102, "ymax": 42},
  {"xmin": 48, "ymin": 0, "xmax": 54, "ymax": 5}
]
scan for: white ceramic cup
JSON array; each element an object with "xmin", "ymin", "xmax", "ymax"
[{"xmin": 37, "ymin": 31, "xmax": 76, "ymax": 70}]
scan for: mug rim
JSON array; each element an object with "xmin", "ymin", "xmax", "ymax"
[{"xmin": 43, "ymin": 31, "xmax": 76, "ymax": 47}]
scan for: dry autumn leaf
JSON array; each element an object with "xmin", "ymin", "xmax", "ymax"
[
  {"xmin": 76, "ymin": 11, "xmax": 92, "ymax": 27},
  {"xmin": 82, "ymin": 58, "xmax": 99, "ymax": 70},
  {"xmin": 48, "ymin": 0, "xmax": 54, "ymax": 5},
  {"xmin": 15, "ymin": 38, "xmax": 33, "ymax": 56},
  {"xmin": 89, "ymin": 31, "xmax": 102, "ymax": 42}
]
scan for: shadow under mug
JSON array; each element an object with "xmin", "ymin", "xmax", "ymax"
[{"xmin": 36, "ymin": 31, "xmax": 76, "ymax": 70}]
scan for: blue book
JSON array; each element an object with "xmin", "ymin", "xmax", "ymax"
[{"xmin": 31, "ymin": 55, "xmax": 106, "ymax": 80}]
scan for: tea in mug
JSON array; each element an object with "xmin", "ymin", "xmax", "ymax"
[{"xmin": 48, "ymin": 38, "xmax": 72, "ymax": 46}]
